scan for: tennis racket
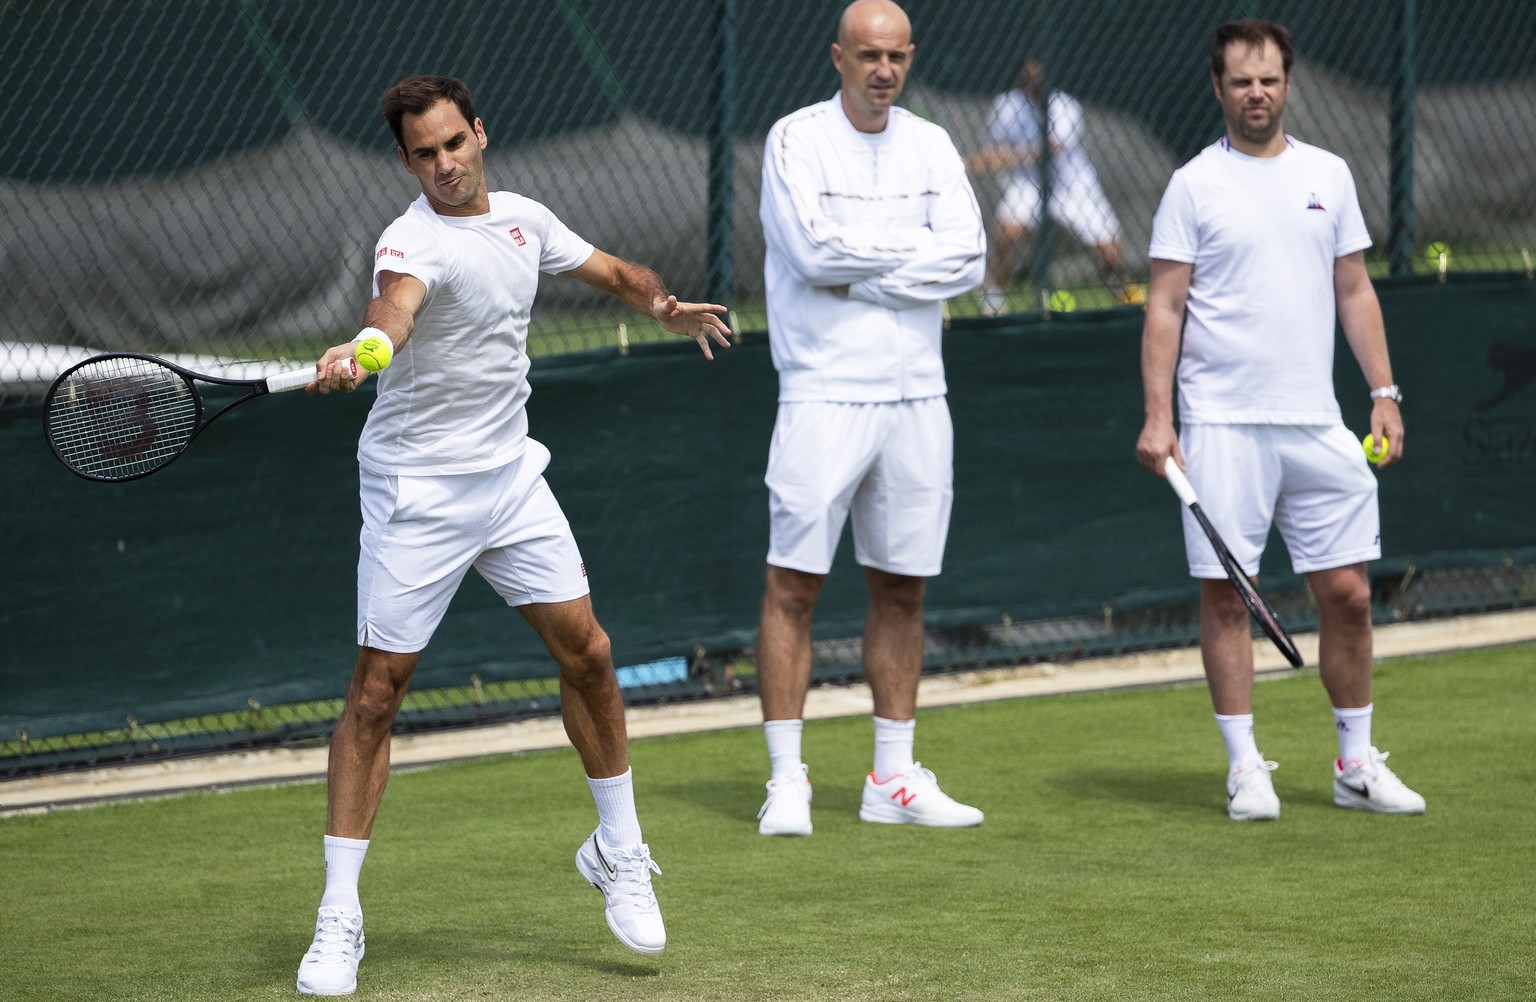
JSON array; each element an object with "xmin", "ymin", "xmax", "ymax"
[
  {"xmin": 1163, "ymin": 457, "xmax": 1304, "ymax": 668},
  {"xmin": 43, "ymin": 352, "xmax": 354, "ymax": 482}
]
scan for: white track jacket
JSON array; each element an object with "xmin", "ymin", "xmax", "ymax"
[{"xmin": 760, "ymin": 96, "xmax": 986, "ymax": 402}]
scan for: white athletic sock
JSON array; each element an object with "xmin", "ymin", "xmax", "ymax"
[
  {"xmin": 319, "ymin": 835, "xmax": 369, "ymax": 913},
  {"xmin": 763, "ymin": 718, "xmax": 805, "ymax": 778},
  {"xmin": 1333, "ymin": 704, "xmax": 1374, "ymax": 764},
  {"xmin": 1214, "ymin": 712, "xmax": 1263, "ymax": 770},
  {"xmin": 587, "ymin": 768, "xmax": 643, "ymax": 849},
  {"xmin": 872, "ymin": 715, "xmax": 916, "ymax": 781}
]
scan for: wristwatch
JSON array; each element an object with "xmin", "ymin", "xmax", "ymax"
[{"xmin": 1369, "ymin": 384, "xmax": 1402, "ymax": 403}]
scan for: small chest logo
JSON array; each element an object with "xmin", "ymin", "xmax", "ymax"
[
  {"xmin": 509, "ymin": 227, "xmax": 526, "ymax": 246},
  {"xmin": 1305, "ymin": 193, "xmax": 1326, "ymax": 212}
]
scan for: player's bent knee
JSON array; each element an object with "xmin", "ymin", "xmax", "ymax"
[{"xmin": 554, "ymin": 629, "xmax": 614, "ymax": 686}]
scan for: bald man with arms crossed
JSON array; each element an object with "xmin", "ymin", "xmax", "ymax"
[
  {"xmin": 754, "ymin": 0, "xmax": 988, "ymax": 838},
  {"xmin": 1136, "ymin": 20, "xmax": 1424, "ymax": 823}
]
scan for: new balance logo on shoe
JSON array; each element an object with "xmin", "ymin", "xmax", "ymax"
[{"xmin": 859, "ymin": 763, "xmax": 984, "ymax": 828}]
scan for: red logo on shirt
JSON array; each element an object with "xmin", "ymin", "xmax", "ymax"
[
  {"xmin": 509, "ymin": 227, "xmax": 526, "ymax": 246},
  {"xmin": 376, "ymin": 247, "xmax": 405, "ymax": 260}
]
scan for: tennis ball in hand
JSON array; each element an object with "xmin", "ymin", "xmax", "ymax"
[
  {"xmin": 1363, "ymin": 433, "xmax": 1389, "ymax": 464},
  {"xmin": 355, "ymin": 335, "xmax": 393, "ymax": 372}
]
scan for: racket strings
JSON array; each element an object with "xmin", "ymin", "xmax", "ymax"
[{"xmin": 46, "ymin": 357, "xmax": 199, "ymax": 479}]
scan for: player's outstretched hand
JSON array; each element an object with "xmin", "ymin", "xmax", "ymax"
[{"xmin": 652, "ymin": 295, "xmax": 732, "ymax": 360}]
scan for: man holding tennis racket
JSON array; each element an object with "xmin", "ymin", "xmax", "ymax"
[
  {"xmin": 1136, "ymin": 20, "xmax": 1424, "ymax": 822},
  {"xmin": 752, "ymin": 0, "xmax": 987, "ymax": 838},
  {"xmin": 293, "ymin": 76, "xmax": 730, "ymax": 995}
]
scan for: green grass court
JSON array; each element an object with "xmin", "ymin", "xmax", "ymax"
[{"xmin": 2, "ymin": 644, "xmax": 1532, "ymax": 1001}]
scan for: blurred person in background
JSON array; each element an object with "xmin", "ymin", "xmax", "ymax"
[{"xmin": 968, "ymin": 56, "xmax": 1140, "ymax": 314}]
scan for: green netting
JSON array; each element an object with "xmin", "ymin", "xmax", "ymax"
[
  {"xmin": 3, "ymin": 278, "xmax": 1533, "ymax": 774},
  {"xmin": 1, "ymin": 0, "xmax": 1533, "ymax": 397}
]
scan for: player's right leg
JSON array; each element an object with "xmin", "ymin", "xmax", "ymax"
[
  {"xmin": 298, "ymin": 470, "xmax": 482, "ymax": 994},
  {"xmin": 1199, "ymin": 581, "xmax": 1280, "ymax": 821},
  {"xmin": 756, "ymin": 565, "xmax": 825, "ymax": 835},
  {"xmin": 299, "ymin": 647, "xmax": 425, "ymax": 995},
  {"xmin": 757, "ymin": 401, "xmax": 877, "ymax": 834},
  {"xmin": 1181, "ymin": 426, "xmax": 1283, "ymax": 820}
]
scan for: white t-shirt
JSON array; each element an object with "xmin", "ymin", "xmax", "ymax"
[
  {"xmin": 985, "ymin": 89, "xmax": 1097, "ymax": 191},
  {"xmin": 360, "ymin": 192, "xmax": 594, "ymax": 475},
  {"xmin": 1149, "ymin": 137, "xmax": 1373, "ymax": 425}
]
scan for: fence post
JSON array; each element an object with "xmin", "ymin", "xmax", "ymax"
[
  {"xmin": 1031, "ymin": 59, "xmax": 1054, "ymax": 303},
  {"xmin": 707, "ymin": 0, "xmax": 738, "ymax": 306},
  {"xmin": 1388, "ymin": 0, "xmax": 1417, "ymax": 276}
]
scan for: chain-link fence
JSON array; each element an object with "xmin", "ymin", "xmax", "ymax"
[{"xmin": 2, "ymin": 0, "xmax": 1533, "ymax": 404}]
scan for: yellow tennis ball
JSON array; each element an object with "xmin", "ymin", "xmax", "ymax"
[
  {"xmin": 1424, "ymin": 241, "xmax": 1450, "ymax": 263},
  {"xmin": 356, "ymin": 335, "xmax": 393, "ymax": 372},
  {"xmin": 1362, "ymin": 433, "xmax": 1389, "ymax": 464},
  {"xmin": 1049, "ymin": 289, "xmax": 1077, "ymax": 313}
]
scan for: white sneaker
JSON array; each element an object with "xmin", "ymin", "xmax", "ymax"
[
  {"xmin": 758, "ymin": 764, "xmax": 813, "ymax": 836},
  {"xmin": 1334, "ymin": 748, "xmax": 1426, "ymax": 814},
  {"xmin": 575, "ymin": 829, "xmax": 666, "ymax": 955},
  {"xmin": 859, "ymin": 762, "xmax": 984, "ymax": 827},
  {"xmin": 1227, "ymin": 759, "xmax": 1281, "ymax": 821},
  {"xmin": 296, "ymin": 907, "xmax": 364, "ymax": 996}
]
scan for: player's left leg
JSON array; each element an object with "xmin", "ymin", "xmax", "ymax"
[
  {"xmin": 850, "ymin": 399, "xmax": 981, "ymax": 828},
  {"xmin": 1279, "ymin": 426, "xmax": 1424, "ymax": 815},
  {"xmin": 1306, "ymin": 564, "xmax": 1425, "ymax": 814},
  {"xmin": 523, "ymin": 596, "xmax": 668, "ymax": 954},
  {"xmin": 474, "ymin": 444, "xmax": 664, "ymax": 952}
]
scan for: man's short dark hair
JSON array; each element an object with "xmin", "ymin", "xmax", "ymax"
[
  {"xmin": 1210, "ymin": 19, "xmax": 1294, "ymax": 79},
  {"xmin": 380, "ymin": 76, "xmax": 479, "ymax": 150}
]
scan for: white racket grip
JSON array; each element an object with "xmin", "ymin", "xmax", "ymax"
[
  {"xmin": 265, "ymin": 357, "xmax": 357, "ymax": 393},
  {"xmin": 1163, "ymin": 457, "xmax": 1199, "ymax": 507}
]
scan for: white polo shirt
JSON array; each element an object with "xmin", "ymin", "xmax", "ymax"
[
  {"xmin": 361, "ymin": 192, "xmax": 594, "ymax": 475},
  {"xmin": 1149, "ymin": 137, "xmax": 1373, "ymax": 425}
]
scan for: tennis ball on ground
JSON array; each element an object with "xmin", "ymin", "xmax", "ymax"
[
  {"xmin": 355, "ymin": 335, "xmax": 393, "ymax": 372},
  {"xmin": 1424, "ymin": 241, "xmax": 1450, "ymax": 263},
  {"xmin": 1363, "ymin": 433, "xmax": 1389, "ymax": 464},
  {"xmin": 1048, "ymin": 289, "xmax": 1077, "ymax": 313}
]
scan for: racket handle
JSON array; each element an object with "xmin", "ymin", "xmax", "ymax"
[
  {"xmin": 265, "ymin": 357, "xmax": 358, "ymax": 393},
  {"xmin": 1163, "ymin": 456, "xmax": 1199, "ymax": 507}
]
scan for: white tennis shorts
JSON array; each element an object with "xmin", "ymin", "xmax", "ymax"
[
  {"xmin": 766, "ymin": 397, "xmax": 953, "ymax": 577},
  {"xmin": 356, "ymin": 438, "xmax": 590, "ymax": 653},
  {"xmin": 996, "ymin": 176, "xmax": 1120, "ymax": 247},
  {"xmin": 1179, "ymin": 423, "xmax": 1381, "ymax": 579}
]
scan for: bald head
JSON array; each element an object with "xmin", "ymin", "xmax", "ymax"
[
  {"xmin": 832, "ymin": 0, "xmax": 914, "ymax": 132},
  {"xmin": 837, "ymin": 0, "xmax": 911, "ymax": 48}
]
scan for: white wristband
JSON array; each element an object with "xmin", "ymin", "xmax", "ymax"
[
  {"xmin": 1369, "ymin": 384, "xmax": 1402, "ymax": 403},
  {"xmin": 356, "ymin": 326, "xmax": 389, "ymax": 346}
]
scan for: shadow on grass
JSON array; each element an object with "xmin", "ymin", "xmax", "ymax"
[
  {"xmin": 1046, "ymin": 767, "xmax": 1221, "ymax": 814},
  {"xmin": 653, "ymin": 776, "xmax": 864, "ymax": 822}
]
